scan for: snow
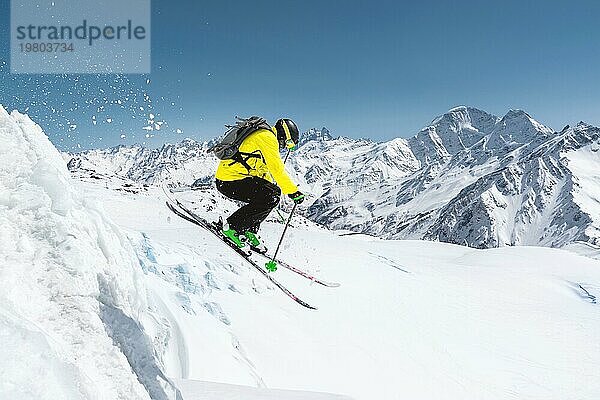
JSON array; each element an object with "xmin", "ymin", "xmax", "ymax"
[
  {"xmin": 0, "ymin": 105, "xmax": 178, "ymax": 400},
  {"xmin": 564, "ymin": 142, "xmax": 600, "ymax": 243},
  {"xmin": 1, "ymin": 309, "xmax": 96, "ymax": 400},
  {"xmin": 83, "ymin": 180, "xmax": 600, "ymax": 400},
  {"xmin": 2, "ymin": 104, "xmax": 600, "ymax": 399},
  {"xmin": 175, "ymin": 380, "xmax": 352, "ymax": 400}
]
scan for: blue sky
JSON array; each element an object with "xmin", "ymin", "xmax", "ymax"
[{"xmin": 1, "ymin": 0, "xmax": 600, "ymax": 150}]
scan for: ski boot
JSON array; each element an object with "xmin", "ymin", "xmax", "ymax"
[
  {"xmin": 221, "ymin": 222, "xmax": 251, "ymax": 255},
  {"xmin": 244, "ymin": 231, "xmax": 268, "ymax": 254}
]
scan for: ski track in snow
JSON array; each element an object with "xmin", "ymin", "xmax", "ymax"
[{"xmin": 368, "ymin": 252, "xmax": 412, "ymax": 274}]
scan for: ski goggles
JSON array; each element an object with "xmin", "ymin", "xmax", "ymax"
[
  {"xmin": 280, "ymin": 119, "xmax": 297, "ymax": 151},
  {"xmin": 285, "ymin": 138, "xmax": 297, "ymax": 151}
]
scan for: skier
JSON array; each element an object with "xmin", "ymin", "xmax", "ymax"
[{"xmin": 215, "ymin": 118, "xmax": 305, "ymax": 253}]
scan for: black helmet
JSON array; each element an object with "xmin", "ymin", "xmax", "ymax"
[{"xmin": 275, "ymin": 118, "xmax": 300, "ymax": 150}]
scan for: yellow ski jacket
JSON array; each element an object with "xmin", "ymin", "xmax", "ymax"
[{"xmin": 215, "ymin": 128, "xmax": 299, "ymax": 194}]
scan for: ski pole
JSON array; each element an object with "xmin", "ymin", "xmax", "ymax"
[
  {"xmin": 266, "ymin": 202, "xmax": 297, "ymax": 272},
  {"xmin": 274, "ymin": 208, "xmax": 287, "ymax": 224},
  {"xmin": 283, "ymin": 149, "xmax": 291, "ymax": 164},
  {"xmin": 270, "ymin": 149, "xmax": 293, "ymax": 223}
]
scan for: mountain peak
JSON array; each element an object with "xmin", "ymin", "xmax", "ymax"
[
  {"xmin": 497, "ymin": 109, "xmax": 553, "ymax": 133},
  {"xmin": 180, "ymin": 137, "xmax": 199, "ymax": 145},
  {"xmin": 299, "ymin": 127, "xmax": 334, "ymax": 145},
  {"xmin": 446, "ymin": 105, "xmax": 491, "ymax": 116},
  {"xmin": 502, "ymin": 109, "xmax": 533, "ymax": 121},
  {"xmin": 428, "ymin": 106, "xmax": 499, "ymax": 133},
  {"xmin": 576, "ymin": 121, "xmax": 592, "ymax": 129},
  {"xmin": 409, "ymin": 106, "xmax": 499, "ymax": 163},
  {"xmin": 486, "ymin": 109, "xmax": 554, "ymax": 149}
]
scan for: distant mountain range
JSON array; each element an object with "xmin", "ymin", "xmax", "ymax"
[{"xmin": 65, "ymin": 106, "xmax": 600, "ymax": 249}]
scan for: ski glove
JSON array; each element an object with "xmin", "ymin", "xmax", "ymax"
[{"xmin": 288, "ymin": 191, "xmax": 305, "ymax": 204}]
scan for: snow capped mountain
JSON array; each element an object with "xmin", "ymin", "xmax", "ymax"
[
  {"xmin": 408, "ymin": 106, "xmax": 499, "ymax": 163},
  {"xmin": 65, "ymin": 138, "xmax": 217, "ymax": 187},
  {"xmin": 299, "ymin": 126, "xmax": 334, "ymax": 145},
  {"xmin": 64, "ymin": 107, "xmax": 600, "ymax": 249},
  {"xmin": 484, "ymin": 109, "xmax": 555, "ymax": 155},
  {"xmin": 298, "ymin": 108, "xmax": 600, "ymax": 248},
  {"xmin": 425, "ymin": 119, "xmax": 599, "ymax": 247}
]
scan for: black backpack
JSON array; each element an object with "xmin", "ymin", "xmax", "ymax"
[
  {"xmin": 207, "ymin": 116, "xmax": 272, "ymax": 170},
  {"xmin": 208, "ymin": 116, "xmax": 271, "ymax": 159}
]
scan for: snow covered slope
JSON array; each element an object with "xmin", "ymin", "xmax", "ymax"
[
  {"xmin": 3, "ymin": 105, "xmax": 600, "ymax": 399},
  {"xmin": 175, "ymin": 380, "xmax": 352, "ymax": 400},
  {"xmin": 83, "ymin": 181, "xmax": 600, "ymax": 400},
  {"xmin": 0, "ymin": 105, "xmax": 180, "ymax": 400},
  {"xmin": 64, "ymin": 107, "xmax": 600, "ymax": 249}
]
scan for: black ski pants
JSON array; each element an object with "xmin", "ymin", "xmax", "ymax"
[{"xmin": 215, "ymin": 177, "xmax": 281, "ymax": 233}]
